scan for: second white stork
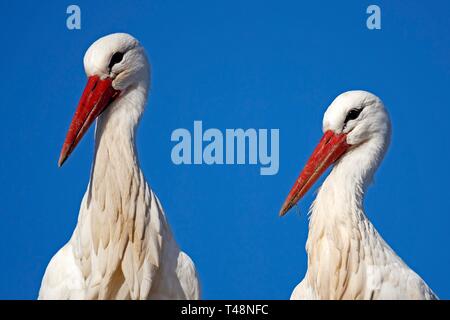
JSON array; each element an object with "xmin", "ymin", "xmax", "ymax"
[
  {"xmin": 280, "ymin": 90, "xmax": 437, "ymax": 300},
  {"xmin": 39, "ymin": 33, "xmax": 201, "ymax": 300}
]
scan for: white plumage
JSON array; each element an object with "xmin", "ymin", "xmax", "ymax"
[
  {"xmin": 39, "ymin": 33, "xmax": 200, "ymax": 300},
  {"xmin": 281, "ymin": 91, "xmax": 437, "ymax": 300}
]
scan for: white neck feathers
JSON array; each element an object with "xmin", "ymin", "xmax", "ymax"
[
  {"xmin": 304, "ymin": 134, "xmax": 390, "ymax": 299},
  {"xmin": 72, "ymin": 82, "xmax": 169, "ymax": 299}
]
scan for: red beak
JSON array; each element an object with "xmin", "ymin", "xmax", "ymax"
[
  {"xmin": 58, "ymin": 76, "xmax": 120, "ymax": 167},
  {"xmin": 279, "ymin": 130, "xmax": 350, "ymax": 216}
]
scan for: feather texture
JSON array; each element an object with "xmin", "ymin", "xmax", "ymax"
[
  {"xmin": 39, "ymin": 38, "xmax": 200, "ymax": 299},
  {"xmin": 290, "ymin": 91, "xmax": 437, "ymax": 300}
]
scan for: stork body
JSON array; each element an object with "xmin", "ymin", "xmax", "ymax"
[
  {"xmin": 39, "ymin": 33, "xmax": 200, "ymax": 299},
  {"xmin": 280, "ymin": 91, "xmax": 437, "ymax": 300}
]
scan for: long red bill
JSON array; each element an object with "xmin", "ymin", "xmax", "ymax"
[
  {"xmin": 58, "ymin": 75, "xmax": 120, "ymax": 167},
  {"xmin": 279, "ymin": 130, "xmax": 350, "ymax": 216}
]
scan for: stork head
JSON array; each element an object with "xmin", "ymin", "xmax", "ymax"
[
  {"xmin": 58, "ymin": 33, "xmax": 150, "ymax": 167},
  {"xmin": 279, "ymin": 90, "xmax": 391, "ymax": 216}
]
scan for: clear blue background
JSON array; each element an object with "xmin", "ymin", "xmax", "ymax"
[{"xmin": 0, "ymin": 1, "xmax": 449, "ymax": 299}]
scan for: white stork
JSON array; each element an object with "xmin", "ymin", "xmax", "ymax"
[
  {"xmin": 279, "ymin": 91, "xmax": 437, "ymax": 300},
  {"xmin": 39, "ymin": 33, "xmax": 200, "ymax": 300}
]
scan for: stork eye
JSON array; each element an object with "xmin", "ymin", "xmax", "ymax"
[
  {"xmin": 108, "ymin": 52, "xmax": 124, "ymax": 70},
  {"xmin": 344, "ymin": 108, "xmax": 363, "ymax": 124}
]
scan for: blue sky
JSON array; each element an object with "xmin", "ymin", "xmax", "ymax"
[{"xmin": 0, "ymin": 1, "xmax": 449, "ymax": 299}]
